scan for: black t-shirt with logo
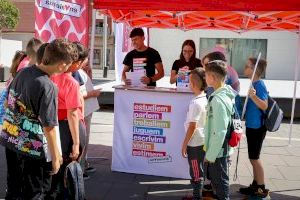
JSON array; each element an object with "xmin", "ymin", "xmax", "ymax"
[
  {"xmin": 0, "ymin": 65, "xmax": 58, "ymax": 159},
  {"xmin": 171, "ymin": 58, "xmax": 203, "ymax": 73},
  {"xmin": 123, "ymin": 47, "xmax": 162, "ymax": 86}
]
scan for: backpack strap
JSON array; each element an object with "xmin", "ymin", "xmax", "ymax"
[{"xmin": 208, "ymin": 95, "xmax": 231, "ymax": 157}]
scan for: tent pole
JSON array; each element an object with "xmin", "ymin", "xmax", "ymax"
[
  {"xmin": 89, "ymin": 8, "xmax": 96, "ymax": 71},
  {"xmin": 103, "ymin": 15, "xmax": 108, "ymax": 77},
  {"xmin": 241, "ymin": 53, "xmax": 262, "ymax": 120},
  {"xmin": 288, "ymin": 26, "xmax": 300, "ymax": 145}
]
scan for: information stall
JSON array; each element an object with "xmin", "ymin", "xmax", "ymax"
[{"xmin": 112, "ymin": 85, "xmax": 194, "ymax": 179}]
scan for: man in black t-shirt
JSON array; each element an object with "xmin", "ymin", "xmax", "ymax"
[
  {"xmin": 122, "ymin": 28, "xmax": 164, "ymax": 87},
  {"xmin": 0, "ymin": 39, "xmax": 78, "ymax": 199}
]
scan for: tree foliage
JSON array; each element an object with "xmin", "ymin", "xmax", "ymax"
[{"xmin": 0, "ymin": 0, "xmax": 20, "ymax": 31}]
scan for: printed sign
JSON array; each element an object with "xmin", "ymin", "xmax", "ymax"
[
  {"xmin": 39, "ymin": 0, "xmax": 82, "ymax": 17},
  {"xmin": 112, "ymin": 88, "xmax": 194, "ymax": 179},
  {"xmin": 35, "ymin": 0, "xmax": 88, "ymax": 46}
]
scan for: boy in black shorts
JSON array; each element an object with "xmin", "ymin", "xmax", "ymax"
[{"xmin": 239, "ymin": 58, "xmax": 269, "ymax": 198}]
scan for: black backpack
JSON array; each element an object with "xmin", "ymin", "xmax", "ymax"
[
  {"xmin": 64, "ymin": 161, "xmax": 85, "ymax": 200},
  {"xmin": 262, "ymin": 95, "xmax": 283, "ymax": 132}
]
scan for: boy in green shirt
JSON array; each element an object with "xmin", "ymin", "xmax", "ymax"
[{"xmin": 204, "ymin": 60, "xmax": 235, "ymax": 200}]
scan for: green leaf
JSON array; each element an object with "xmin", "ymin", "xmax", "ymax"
[{"xmin": 0, "ymin": 0, "xmax": 20, "ymax": 31}]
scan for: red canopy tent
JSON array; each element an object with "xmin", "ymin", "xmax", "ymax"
[
  {"xmin": 94, "ymin": 0, "xmax": 300, "ymax": 32},
  {"xmin": 92, "ymin": 0, "xmax": 300, "ymax": 144}
]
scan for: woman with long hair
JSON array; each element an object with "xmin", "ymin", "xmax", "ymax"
[{"xmin": 170, "ymin": 40, "xmax": 202, "ymax": 84}]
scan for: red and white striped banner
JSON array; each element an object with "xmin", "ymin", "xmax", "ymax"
[{"xmin": 35, "ymin": 0, "xmax": 88, "ymax": 46}]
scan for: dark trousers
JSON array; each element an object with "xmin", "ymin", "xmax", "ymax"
[
  {"xmin": 21, "ymin": 155, "xmax": 52, "ymax": 200},
  {"xmin": 46, "ymin": 120, "xmax": 86, "ymax": 200},
  {"xmin": 5, "ymin": 148, "xmax": 22, "ymax": 200},
  {"xmin": 187, "ymin": 145, "xmax": 205, "ymax": 199},
  {"xmin": 5, "ymin": 148, "xmax": 52, "ymax": 200},
  {"xmin": 207, "ymin": 156, "xmax": 230, "ymax": 200}
]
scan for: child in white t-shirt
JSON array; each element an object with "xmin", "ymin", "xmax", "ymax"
[
  {"xmin": 78, "ymin": 65, "xmax": 101, "ymax": 177},
  {"xmin": 182, "ymin": 68, "xmax": 207, "ymax": 200}
]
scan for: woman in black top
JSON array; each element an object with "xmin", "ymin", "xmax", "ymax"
[{"xmin": 170, "ymin": 40, "xmax": 202, "ymax": 84}]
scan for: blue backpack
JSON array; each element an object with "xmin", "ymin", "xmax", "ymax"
[
  {"xmin": 64, "ymin": 161, "xmax": 85, "ymax": 200},
  {"xmin": 263, "ymin": 96, "xmax": 283, "ymax": 132}
]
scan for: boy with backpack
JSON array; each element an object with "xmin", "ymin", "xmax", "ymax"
[
  {"xmin": 239, "ymin": 58, "xmax": 270, "ymax": 198},
  {"xmin": 204, "ymin": 60, "xmax": 235, "ymax": 200},
  {"xmin": 0, "ymin": 38, "xmax": 77, "ymax": 199},
  {"xmin": 181, "ymin": 68, "xmax": 207, "ymax": 200}
]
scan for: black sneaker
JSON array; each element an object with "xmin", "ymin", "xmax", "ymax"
[
  {"xmin": 83, "ymin": 173, "xmax": 90, "ymax": 181},
  {"xmin": 254, "ymin": 187, "xmax": 270, "ymax": 199},
  {"xmin": 239, "ymin": 184, "xmax": 257, "ymax": 195},
  {"xmin": 203, "ymin": 183, "xmax": 213, "ymax": 192},
  {"xmin": 85, "ymin": 166, "xmax": 96, "ymax": 174}
]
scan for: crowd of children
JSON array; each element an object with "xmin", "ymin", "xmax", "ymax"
[
  {"xmin": 0, "ymin": 35, "xmax": 270, "ymax": 200},
  {"xmin": 182, "ymin": 52, "xmax": 269, "ymax": 199},
  {"xmin": 0, "ymin": 38, "xmax": 101, "ymax": 199}
]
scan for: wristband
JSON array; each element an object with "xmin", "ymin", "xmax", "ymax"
[{"xmin": 149, "ymin": 77, "xmax": 153, "ymax": 83}]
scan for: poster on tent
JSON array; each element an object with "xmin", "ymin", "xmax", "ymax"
[
  {"xmin": 112, "ymin": 88, "xmax": 192, "ymax": 179},
  {"xmin": 34, "ymin": 0, "xmax": 88, "ymax": 46},
  {"xmin": 115, "ymin": 24, "xmax": 148, "ymax": 83}
]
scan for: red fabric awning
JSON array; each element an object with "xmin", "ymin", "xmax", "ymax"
[
  {"xmin": 93, "ymin": 0, "xmax": 300, "ymax": 11},
  {"xmin": 93, "ymin": 0, "xmax": 300, "ymax": 32}
]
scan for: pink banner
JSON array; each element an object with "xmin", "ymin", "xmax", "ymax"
[
  {"xmin": 122, "ymin": 24, "xmax": 132, "ymax": 52},
  {"xmin": 34, "ymin": 0, "xmax": 88, "ymax": 46}
]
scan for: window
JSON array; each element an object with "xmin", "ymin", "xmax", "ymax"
[
  {"xmin": 199, "ymin": 38, "xmax": 267, "ymax": 78},
  {"xmin": 93, "ymin": 49, "xmax": 101, "ymax": 65}
]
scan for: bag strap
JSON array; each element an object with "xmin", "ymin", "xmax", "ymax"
[
  {"xmin": 233, "ymin": 141, "xmax": 241, "ymax": 181},
  {"xmin": 208, "ymin": 95, "xmax": 231, "ymax": 157}
]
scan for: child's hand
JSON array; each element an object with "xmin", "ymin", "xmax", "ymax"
[
  {"xmin": 204, "ymin": 158, "xmax": 214, "ymax": 164},
  {"xmin": 90, "ymin": 89, "xmax": 101, "ymax": 97},
  {"xmin": 181, "ymin": 144, "xmax": 187, "ymax": 158},
  {"xmin": 248, "ymin": 87, "xmax": 256, "ymax": 98}
]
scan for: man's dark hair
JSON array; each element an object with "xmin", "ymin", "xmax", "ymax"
[
  {"xmin": 36, "ymin": 43, "xmax": 49, "ymax": 65},
  {"xmin": 202, "ymin": 51, "xmax": 227, "ymax": 63},
  {"xmin": 26, "ymin": 38, "xmax": 42, "ymax": 58},
  {"xmin": 248, "ymin": 57, "xmax": 267, "ymax": 78},
  {"xmin": 130, "ymin": 28, "xmax": 144, "ymax": 38},
  {"xmin": 73, "ymin": 42, "xmax": 88, "ymax": 61},
  {"xmin": 42, "ymin": 38, "xmax": 78, "ymax": 66}
]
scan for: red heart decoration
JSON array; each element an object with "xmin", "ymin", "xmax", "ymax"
[
  {"xmin": 49, "ymin": 19, "xmax": 59, "ymax": 34},
  {"xmin": 40, "ymin": 30, "xmax": 52, "ymax": 42},
  {"xmin": 54, "ymin": 11, "xmax": 65, "ymax": 21},
  {"xmin": 35, "ymin": 3, "xmax": 53, "ymax": 30},
  {"xmin": 68, "ymin": 32, "xmax": 79, "ymax": 42},
  {"xmin": 70, "ymin": 4, "xmax": 87, "ymax": 33},
  {"xmin": 57, "ymin": 20, "xmax": 71, "ymax": 37},
  {"xmin": 80, "ymin": 36, "xmax": 88, "ymax": 46}
]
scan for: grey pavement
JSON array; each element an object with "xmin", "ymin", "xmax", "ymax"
[{"xmin": 85, "ymin": 111, "xmax": 300, "ymax": 200}]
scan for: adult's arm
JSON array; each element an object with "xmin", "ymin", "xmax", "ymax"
[
  {"xmin": 153, "ymin": 62, "xmax": 164, "ymax": 82},
  {"xmin": 140, "ymin": 62, "xmax": 164, "ymax": 85},
  {"xmin": 170, "ymin": 70, "xmax": 178, "ymax": 84},
  {"xmin": 121, "ymin": 64, "xmax": 131, "ymax": 85}
]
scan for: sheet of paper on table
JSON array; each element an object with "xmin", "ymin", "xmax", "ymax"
[{"xmin": 126, "ymin": 70, "xmax": 146, "ymax": 87}]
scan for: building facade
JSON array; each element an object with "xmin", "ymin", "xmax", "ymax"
[{"xmin": 3, "ymin": 0, "xmax": 115, "ymax": 70}]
